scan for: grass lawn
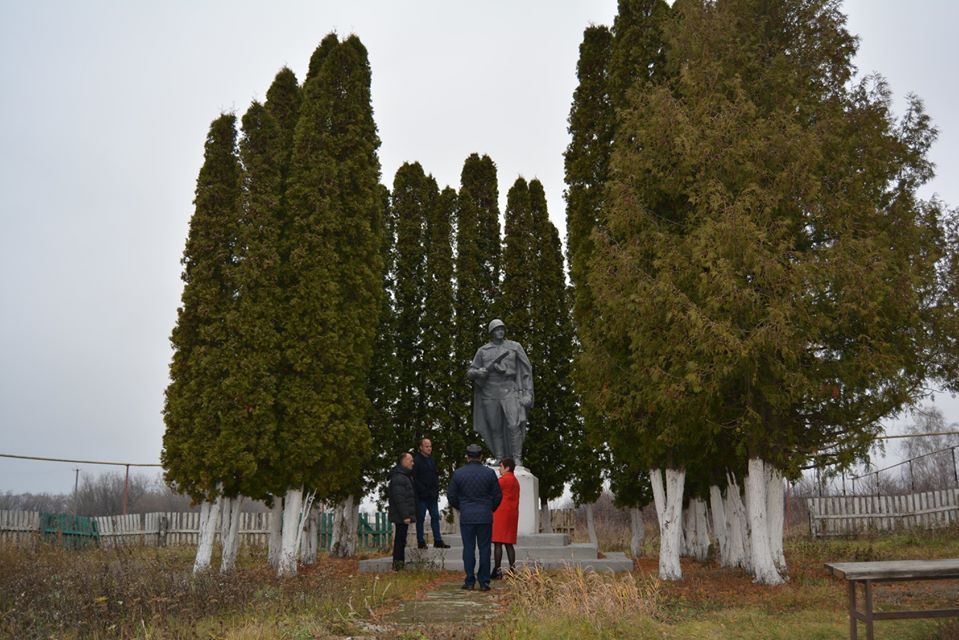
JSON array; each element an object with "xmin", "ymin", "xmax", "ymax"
[{"xmin": 2, "ymin": 527, "xmax": 957, "ymax": 639}]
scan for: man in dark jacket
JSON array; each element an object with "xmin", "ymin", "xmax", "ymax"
[
  {"xmin": 448, "ymin": 443, "xmax": 502, "ymax": 591},
  {"xmin": 388, "ymin": 452, "xmax": 416, "ymax": 570},
  {"xmin": 412, "ymin": 438, "xmax": 450, "ymax": 549}
]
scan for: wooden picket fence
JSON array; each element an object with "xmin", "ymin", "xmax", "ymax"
[
  {"xmin": 0, "ymin": 510, "xmax": 391, "ymax": 549},
  {"xmin": 806, "ymin": 488, "xmax": 959, "ymax": 538}
]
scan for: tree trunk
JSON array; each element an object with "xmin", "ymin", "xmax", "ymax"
[
  {"xmin": 300, "ymin": 505, "xmax": 319, "ymax": 564},
  {"xmin": 330, "ymin": 495, "xmax": 360, "ymax": 558},
  {"xmin": 709, "ymin": 485, "xmax": 728, "ymax": 566},
  {"xmin": 585, "ymin": 503, "xmax": 598, "ymax": 546},
  {"xmin": 193, "ymin": 496, "xmax": 221, "ymax": 574},
  {"xmin": 723, "ymin": 473, "xmax": 750, "ymax": 571},
  {"xmin": 539, "ymin": 499, "xmax": 553, "ymax": 534},
  {"xmin": 765, "ymin": 464, "xmax": 786, "ymax": 572},
  {"xmin": 220, "ymin": 495, "xmax": 244, "ymax": 573},
  {"xmin": 690, "ymin": 498, "xmax": 710, "ymax": 562},
  {"xmin": 219, "ymin": 496, "xmax": 232, "ymax": 543},
  {"xmin": 267, "ymin": 497, "xmax": 283, "ymax": 569},
  {"xmin": 745, "ymin": 458, "xmax": 784, "ymax": 585},
  {"xmin": 650, "ymin": 467, "xmax": 685, "ymax": 580},
  {"xmin": 629, "ymin": 506, "xmax": 645, "ymax": 557},
  {"xmin": 277, "ymin": 487, "xmax": 303, "ymax": 577}
]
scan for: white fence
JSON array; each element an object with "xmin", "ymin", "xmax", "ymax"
[
  {"xmin": 0, "ymin": 510, "xmax": 275, "ymax": 548},
  {"xmin": 806, "ymin": 488, "xmax": 959, "ymax": 538}
]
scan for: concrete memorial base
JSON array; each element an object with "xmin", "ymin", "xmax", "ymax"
[
  {"xmin": 507, "ymin": 465, "xmax": 540, "ymax": 535},
  {"xmin": 358, "ymin": 532, "xmax": 633, "ymax": 573}
]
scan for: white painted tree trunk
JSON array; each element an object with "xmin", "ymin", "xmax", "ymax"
[
  {"xmin": 723, "ymin": 474, "xmax": 750, "ymax": 571},
  {"xmin": 629, "ymin": 507, "xmax": 645, "ymax": 557},
  {"xmin": 745, "ymin": 458, "xmax": 784, "ymax": 585},
  {"xmin": 765, "ymin": 464, "xmax": 787, "ymax": 572},
  {"xmin": 193, "ymin": 496, "xmax": 221, "ymax": 574},
  {"xmin": 300, "ymin": 505, "xmax": 319, "ymax": 565},
  {"xmin": 539, "ymin": 500, "xmax": 553, "ymax": 534},
  {"xmin": 220, "ymin": 495, "xmax": 244, "ymax": 573},
  {"xmin": 277, "ymin": 487, "xmax": 304, "ymax": 577},
  {"xmin": 585, "ymin": 503, "xmax": 598, "ymax": 546},
  {"xmin": 267, "ymin": 497, "xmax": 283, "ymax": 569},
  {"xmin": 330, "ymin": 495, "xmax": 360, "ymax": 558},
  {"xmin": 709, "ymin": 485, "xmax": 728, "ymax": 566},
  {"xmin": 650, "ymin": 468, "xmax": 685, "ymax": 580}
]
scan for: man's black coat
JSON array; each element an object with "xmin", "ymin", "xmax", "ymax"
[
  {"xmin": 412, "ymin": 451, "xmax": 440, "ymax": 502},
  {"xmin": 387, "ymin": 465, "xmax": 416, "ymax": 524}
]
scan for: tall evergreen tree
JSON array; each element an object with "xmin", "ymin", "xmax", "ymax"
[
  {"xmin": 162, "ymin": 114, "xmax": 242, "ymax": 502},
  {"xmin": 422, "ymin": 186, "xmax": 460, "ymax": 484},
  {"xmin": 500, "ymin": 177, "xmax": 534, "ymax": 346},
  {"xmin": 391, "ymin": 162, "xmax": 437, "ymax": 451},
  {"xmin": 277, "ymin": 33, "xmax": 382, "ymax": 504},
  {"xmin": 589, "ymin": 0, "xmax": 948, "ymax": 582},
  {"xmin": 453, "ymin": 154, "xmax": 501, "ymax": 461},
  {"xmin": 523, "ymin": 180, "xmax": 579, "ymax": 508},
  {"xmin": 366, "ymin": 184, "xmax": 399, "ymax": 498}
]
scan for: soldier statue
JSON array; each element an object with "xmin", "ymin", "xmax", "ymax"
[{"xmin": 467, "ymin": 319, "xmax": 534, "ymax": 467}]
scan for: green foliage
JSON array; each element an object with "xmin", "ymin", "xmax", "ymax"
[
  {"xmin": 501, "ymin": 177, "xmax": 534, "ymax": 344},
  {"xmin": 452, "ymin": 154, "xmax": 501, "ymax": 469},
  {"xmin": 522, "ymin": 180, "xmax": 579, "ymax": 503},
  {"xmin": 587, "ymin": 0, "xmax": 949, "ymax": 480},
  {"xmin": 564, "ymin": 26, "xmax": 618, "ymax": 505},
  {"xmin": 162, "ymin": 114, "xmax": 242, "ymax": 502},
  {"xmin": 391, "ymin": 162, "xmax": 437, "ymax": 451},
  {"xmin": 366, "ymin": 184, "xmax": 398, "ymax": 497},
  {"xmin": 421, "ymin": 186, "xmax": 460, "ymax": 485},
  {"xmin": 277, "ymin": 34, "xmax": 382, "ymax": 498}
]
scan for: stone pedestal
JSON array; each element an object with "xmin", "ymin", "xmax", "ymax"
[{"xmin": 503, "ymin": 465, "xmax": 539, "ymax": 535}]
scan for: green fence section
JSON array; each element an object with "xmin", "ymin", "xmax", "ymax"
[
  {"xmin": 318, "ymin": 511, "xmax": 392, "ymax": 550},
  {"xmin": 40, "ymin": 513, "xmax": 100, "ymax": 549}
]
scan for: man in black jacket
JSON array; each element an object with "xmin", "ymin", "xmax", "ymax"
[
  {"xmin": 448, "ymin": 443, "xmax": 502, "ymax": 591},
  {"xmin": 387, "ymin": 452, "xmax": 416, "ymax": 570},
  {"xmin": 412, "ymin": 438, "xmax": 450, "ymax": 549}
]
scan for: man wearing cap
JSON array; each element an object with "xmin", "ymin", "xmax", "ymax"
[
  {"xmin": 448, "ymin": 443, "xmax": 502, "ymax": 591},
  {"xmin": 467, "ymin": 319, "xmax": 534, "ymax": 467}
]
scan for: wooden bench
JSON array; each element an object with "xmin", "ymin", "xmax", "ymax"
[{"xmin": 824, "ymin": 559, "xmax": 959, "ymax": 639}]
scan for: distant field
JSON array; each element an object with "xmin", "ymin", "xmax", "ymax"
[{"xmin": 2, "ymin": 528, "xmax": 958, "ymax": 639}]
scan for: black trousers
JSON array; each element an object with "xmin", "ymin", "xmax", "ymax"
[{"xmin": 392, "ymin": 521, "xmax": 408, "ymax": 563}]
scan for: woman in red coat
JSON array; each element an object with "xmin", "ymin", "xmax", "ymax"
[{"xmin": 491, "ymin": 457, "xmax": 520, "ymax": 579}]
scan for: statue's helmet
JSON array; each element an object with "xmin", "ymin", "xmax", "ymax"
[{"xmin": 488, "ymin": 319, "xmax": 506, "ymax": 334}]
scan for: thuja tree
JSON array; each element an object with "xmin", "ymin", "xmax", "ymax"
[
  {"xmin": 162, "ymin": 114, "xmax": 242, "ymax": 572},
  {"xmin": 391, "ymin": 162, "xmax": 438, "ymax": 450},
  {"xmin": 276, "ymin": 33, "xmax": 383, "ymax": 576},
  {"xmin": 500, "ymin": 178, "xmax": 534, "ymax": 345},
  {"xmin": 591, "ymin": 0, "xmax": 949, "ymax": 584},
  {"xmin": 421, "ymin": 186, "xmax": 460, "ymax": 486},
  {"xmin": 453, "ymin": 154, "xmax": 501, "ymax": 463},
  {"xmin": 522, "ymin": 180, "xmax": 579, "ymax": 527}
]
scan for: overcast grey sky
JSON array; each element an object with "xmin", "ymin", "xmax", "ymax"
[{"xmin": 1, "ymin": 1, "xmax": 956, "ymax": 495}]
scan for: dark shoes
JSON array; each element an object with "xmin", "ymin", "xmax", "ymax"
[
  {"xmin": 490, "ymin": 568, "xmax": 503, "ymax": 580},
  {"xmin": 434, "ymin": 541, "xmax": 451, "ymax": 549},
  {"xmin": 479, "ymin": 584, "xmax": 491, "ymax": 592},
  {"xmin": 461, "ymin": 582, "xmax": 474, "ymax": 590},
  {"xmin": 417, "ymin": 541, "xmax": 428, "ymax": 549},
  {"xmin": 392, "ymin": 561, "xmax": 405, "ymax": 571}
]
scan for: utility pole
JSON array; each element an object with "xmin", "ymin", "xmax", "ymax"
[{"xmin": 73, "ymin": 468, "xmax": 80, "ymax": 514}]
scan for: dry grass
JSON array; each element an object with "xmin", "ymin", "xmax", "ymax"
[
  {"xmin": 504, "ymin": 565, "xmax": 661, "ymax": 632},
  {"xmin": 0, "ymin": 541, "xmax": 434, "ymax": 639}
]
